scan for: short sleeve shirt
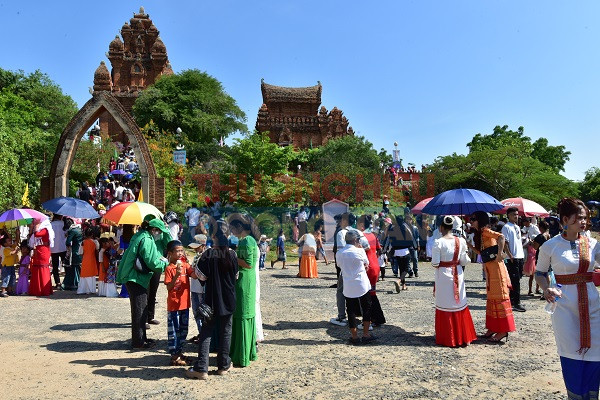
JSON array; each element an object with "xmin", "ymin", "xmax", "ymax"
[
  {"xmin": 336, "ymin": 244, "xmax": 370, "ymax": 298},
  {"xmin": 501, "ymin": 222, "xmax": 524, "ymax": 259},
  {"xmin": 164, "ymin": 262, "xmax": 193, "ymax": 311}
]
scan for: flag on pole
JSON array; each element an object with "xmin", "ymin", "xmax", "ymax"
[
  {"xmin": 22, "ymin": 183, "xmax": 31, "ymax": 207},
  {"xmin": 138, "ymin": 188, "xmax": 144, "ymax": 202}
]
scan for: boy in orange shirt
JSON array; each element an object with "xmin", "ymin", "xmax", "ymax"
[{"xmin": 164, "ymin": 240, "xmax": 197, "ymax": 366}]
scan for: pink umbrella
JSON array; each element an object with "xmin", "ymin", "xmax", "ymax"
[
  {"xmin": 411, "ymin": 197, "xmax": 434, "ymax": 215},
  {"xmin": 498, "ymin": 197, "xmax": 549, "ymax": 217}
]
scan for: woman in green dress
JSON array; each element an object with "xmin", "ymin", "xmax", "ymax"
[
  {"xmin": 228, "ymin": 214, "xmax": 259, "ymax": 367},
  {"xmin": 63, "ymin": 219, "xmax": 83, "ymax": 290}
]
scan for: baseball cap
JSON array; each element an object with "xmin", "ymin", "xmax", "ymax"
[{"xmin": 189, "ymin": 234, "xmax": 207, "ymax": 248}]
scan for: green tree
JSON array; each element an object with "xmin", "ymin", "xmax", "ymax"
[
  {"xmin": 132, "ymin": 69, "xmax": 248, "ymax": 163},
  {"xmin": 428, "ymin": 126, "xmax": 577, "ymax": 208},
  {"xmin": 0, "ymin": 69, "xmax": 77, "ymax": 208},
  {"xmin": 531, "ymin": 137, "xmax": 571, "ymax": 172},
  {"xmin": 467, "ymin": 125, "xmax": 532, "ymax": 153},
  {"xmin": 580, "ymin": 167, "xmax": 600, "ymax": 202}
]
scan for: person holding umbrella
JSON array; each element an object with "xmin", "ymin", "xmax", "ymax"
[{"xmin": 117, "ymin": 217, "xmax": 169, "ymax": 349}]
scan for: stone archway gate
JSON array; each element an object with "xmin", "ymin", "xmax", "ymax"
[{"xmin": 40, "ymin": 91, "xmax": 165, "ymax": 210}]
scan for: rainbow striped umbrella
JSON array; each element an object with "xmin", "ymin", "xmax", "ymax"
[
  {"xmin": 102, "ymin": 201, "xmax": 163, "ymax": 225},
  {"xmin": 0, "ymin": 208, "xmax": 48, "ymax": 228}
]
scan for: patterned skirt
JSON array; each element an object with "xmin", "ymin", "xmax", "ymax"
[{"xmin": 486, "ymin": 299, "xmax": 516, "ymax": 333}]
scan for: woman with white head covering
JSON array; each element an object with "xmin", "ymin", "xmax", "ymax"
[{"xmin": 28, "ymin": 217, "xmax": 54, "ymax": 296}]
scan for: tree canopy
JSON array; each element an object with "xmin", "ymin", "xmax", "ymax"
[
  {"xmin": 427, "ymin": 125, "xmax": 577, "ymax": 210},
  {"xmin": 580, "ymin": 167, "xmax": 600, "ymax": 203},
  {"xmin": 0, "ymin": 68, "xmax": 77, "ymax": 209},
  {"xmin": 132, "ymin": 69, "xmax": 248, "ymax": 164}
]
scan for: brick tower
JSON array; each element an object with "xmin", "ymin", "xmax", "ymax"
[{"xmin": 94, "ymin": 7, "xmax": 173, "ymax": 143}]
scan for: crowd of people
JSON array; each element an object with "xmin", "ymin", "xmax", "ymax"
[{"xmin": 1, "ymin": 194, "xmax": 599, "ymax": 397}]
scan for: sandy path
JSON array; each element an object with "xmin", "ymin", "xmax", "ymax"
[{"xmin": 0, "ymin": 261, "xmax": 567, "ymax": 399}]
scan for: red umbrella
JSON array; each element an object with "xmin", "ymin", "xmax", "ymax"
[
  {"xmin": 411, "ymin": 197, "xmax": 433, "ymax": 215},
  {"xmin": 498, "ymin": 197, "xmax": 549, "ymax": 217}
]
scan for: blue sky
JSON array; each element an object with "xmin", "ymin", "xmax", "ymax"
[{"xmin": 1, "ymin": 1, "xmax": 598, "ymax": 181}]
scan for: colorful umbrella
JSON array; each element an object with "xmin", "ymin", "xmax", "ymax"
[
  {"xmin": 421, "ymin": 188, "xmax": 504, "ymax": 216},
  {"xmin": 42, "ymin": 197, "xmax": 100, "ymax": 219},
  {"xmin": 0, "ymin": 208, "xmax": 48, "ymax": 228},
  {"xmin": 102, "ymin": 201, "xmax": 163, "ymax": 225},
  {"xmin": 497, "ymin": 197, "xmax": 549, "ymax": 217},
  {"xmin": 410, "ymin": 197, "xmax": 433, "ymax": 215},
  {"xmin": 110, "ymin": 169, "xmax": 127, "ymax": 175}
]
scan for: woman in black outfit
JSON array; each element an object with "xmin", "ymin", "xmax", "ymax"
[{"xmin": 186, "ymin": 220, "xmax": 239, "ymax": 380}]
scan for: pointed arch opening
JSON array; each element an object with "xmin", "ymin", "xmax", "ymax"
[{"xmin": 41, "ymin": 91, "xmax": 165, "ymax": 210}]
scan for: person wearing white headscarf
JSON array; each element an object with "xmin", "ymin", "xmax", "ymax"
[{"xmin": 28, "ymin": 217, "xmax": 55, "ymax": 296}]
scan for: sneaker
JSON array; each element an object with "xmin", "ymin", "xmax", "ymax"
[
  {"xmin": 414, "ymin": 272, "xmax": 419, "ymax": 278},
  {"xmin": 0, "ymin": 292, "xmax": 8, "ymax": 298},
  {"xmin": 512, "ymin": 305, "xmax": 526, "ymax": 312},
  {"xmin": 185, "ymin": 368, "xmax": 208, "ymax": 380},
  {"xmin": 330, "ymin": 317, "xmax": 348, "ymax": 326},
  {"xmin": 408, "ymin": 273, "xmax": 414, "ymax": 278},
  {"xmin": 357, "ymin": 323, "xmax": 374, "ymax": 331},
  {"xmin": 217, "ymin": 362, "xmax": 232, "ymax": 376},
  {"xmin": 148, "ymin": 319, "xmax": 160, "ymax": 325}
]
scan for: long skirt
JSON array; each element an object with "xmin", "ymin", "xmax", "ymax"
[
  {"xmin": 62, "ymin": 264, "xmax": 80, "ymax": 290},
  {"xmin": 523, "ymin": 245, "xmax": 537, "ymax": 276},
  {"xmin": 98, "ymin": 282, "xmax": 106, "ymax": 297},
  {"xmin": 560, "ymin": 356, "xmax": 600, "ymax": 400},
  {"xmin": 369, "ymin": 289, "xmax": 386, "ymax": 325},
  {"xmin": 299, "ymin": 254, "xmax": 318, "ymax": 278},
  {"xmin": 230, "ymin": 316, "xmax": 257, "ymax": 367},
  {"xmin": 435, "ymin": 307, "xmax": 477, "ymax": 347},
  {"xmin": 104, "ymin": 283, "xmax": 118, "ymax": 298},
  {"xmin": 77, "ymin": 277, "xmax": 96, "ymax": 294},
  {"xmin": 486, "ymin": 299, "xmax": 516, "ymax": 333},
  {"xmin": 29, "ymin": 265, "xmax": 53, "ymax": 296},
  {"xmin": 16, "ymin": 274, "xmax": 29, "ymax": 295}
]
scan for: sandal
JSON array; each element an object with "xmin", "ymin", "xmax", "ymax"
[
  {"xmin": 170, "ymin": 355, "xmax": 187, "ymax": 366},
  {"xmin": 348, "ymin": 337, "xmax": 361, "ymax": 346}
]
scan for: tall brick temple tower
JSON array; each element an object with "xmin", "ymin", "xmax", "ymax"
[
  {"xmin": 255, "ymin": 79, "xmax": 354, "ymax": 149},
  {"xmin": 95, "ymin": 6, "xmax": 173, "ymax": 143}
]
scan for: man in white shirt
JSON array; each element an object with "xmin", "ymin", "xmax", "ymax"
[
  {"xmin": 501, "ymin": 207, "xmax": 526, "ymax": 312},
  {"xmin": 114, "ymin": 181, "xmax": 125, "ymax": 201},
  {"xmin": 336, "ymin": 230, "xmax": 376, "ymax": 344},
  {"xmin": 184, "ymin": 204, "xmax": 201, "ymax": 240}
]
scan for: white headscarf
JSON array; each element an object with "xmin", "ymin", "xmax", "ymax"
[{"xmin": 28, "ymin": 218, "xmax": 55, "ymax": 249}]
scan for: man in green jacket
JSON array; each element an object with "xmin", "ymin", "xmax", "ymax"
[{"xmin": 117, "ymin": 218, "xmax": 169, "ymax": 349}]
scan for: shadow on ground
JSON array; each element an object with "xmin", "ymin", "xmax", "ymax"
[
  {"xmin": 264, "ymin": 320, "xmax": 435, "ymax": 347},
  {"xmin": 50, "ymin": 322, "xmax": 130, "ymax": 331}
]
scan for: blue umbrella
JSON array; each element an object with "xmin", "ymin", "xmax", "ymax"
[
  {"xmin": 110, "ymin": 169, "xmax": 127, "ymax": 175},
  {"xmin": 421, "ymin": 188, "xmax": 504, "ymax": 216},
  {"xmin": 42, "ymin": 197, "xmax": 100, "ymax": 219}
]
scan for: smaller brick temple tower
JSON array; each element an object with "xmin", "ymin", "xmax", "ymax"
[
  {"xmin": 93, "ymin": 7, "xmax": 173, "ymax": 143},
  {"xmin": 256, "ymin": 79, "xmax": 354, "ymax": 149}
]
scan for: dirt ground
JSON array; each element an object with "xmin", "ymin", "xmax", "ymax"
[{"xmin": 0, "ymin": 258, "xmax": 568, "ymax": 400}]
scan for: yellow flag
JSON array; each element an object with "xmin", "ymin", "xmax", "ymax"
[
  {"xmin": 138, "ymin": 188, "xmax": 144, "ymax": 202},
  {"xmin": 22, "ymin": 183, "xmax": 31, "ymax": 207}
]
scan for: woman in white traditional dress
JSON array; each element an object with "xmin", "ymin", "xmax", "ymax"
[
  {"xmin": 431, "ymin": 216, "xmax": 477, "ymax": 347},
  {"xmin": 536, "ymin": 198, "xmax": 600, "ymax": 400}
]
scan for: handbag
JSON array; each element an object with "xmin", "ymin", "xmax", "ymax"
[
  {"xmin": 195, "ymin": 302, "xmax": 214, "ymax": 323},
  {"xmin": 593, "ymin": 270, "xmax": 600, "ymax": 287},
  {"xmin": 480, "ymin": 245, "xmax": 500, "ymax": 263},
  {"xmin": 133, "ymin": 238, "xmax": 152, "ymax": 274}
]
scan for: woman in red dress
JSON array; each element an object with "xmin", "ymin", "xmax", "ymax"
[
  {"xmin": 359, "ymin": 215, "xmax": 386, "ymax": 326},
  {"xmin": 28, "ymin": 218, "xmax": 54, "ymax": 296}
]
